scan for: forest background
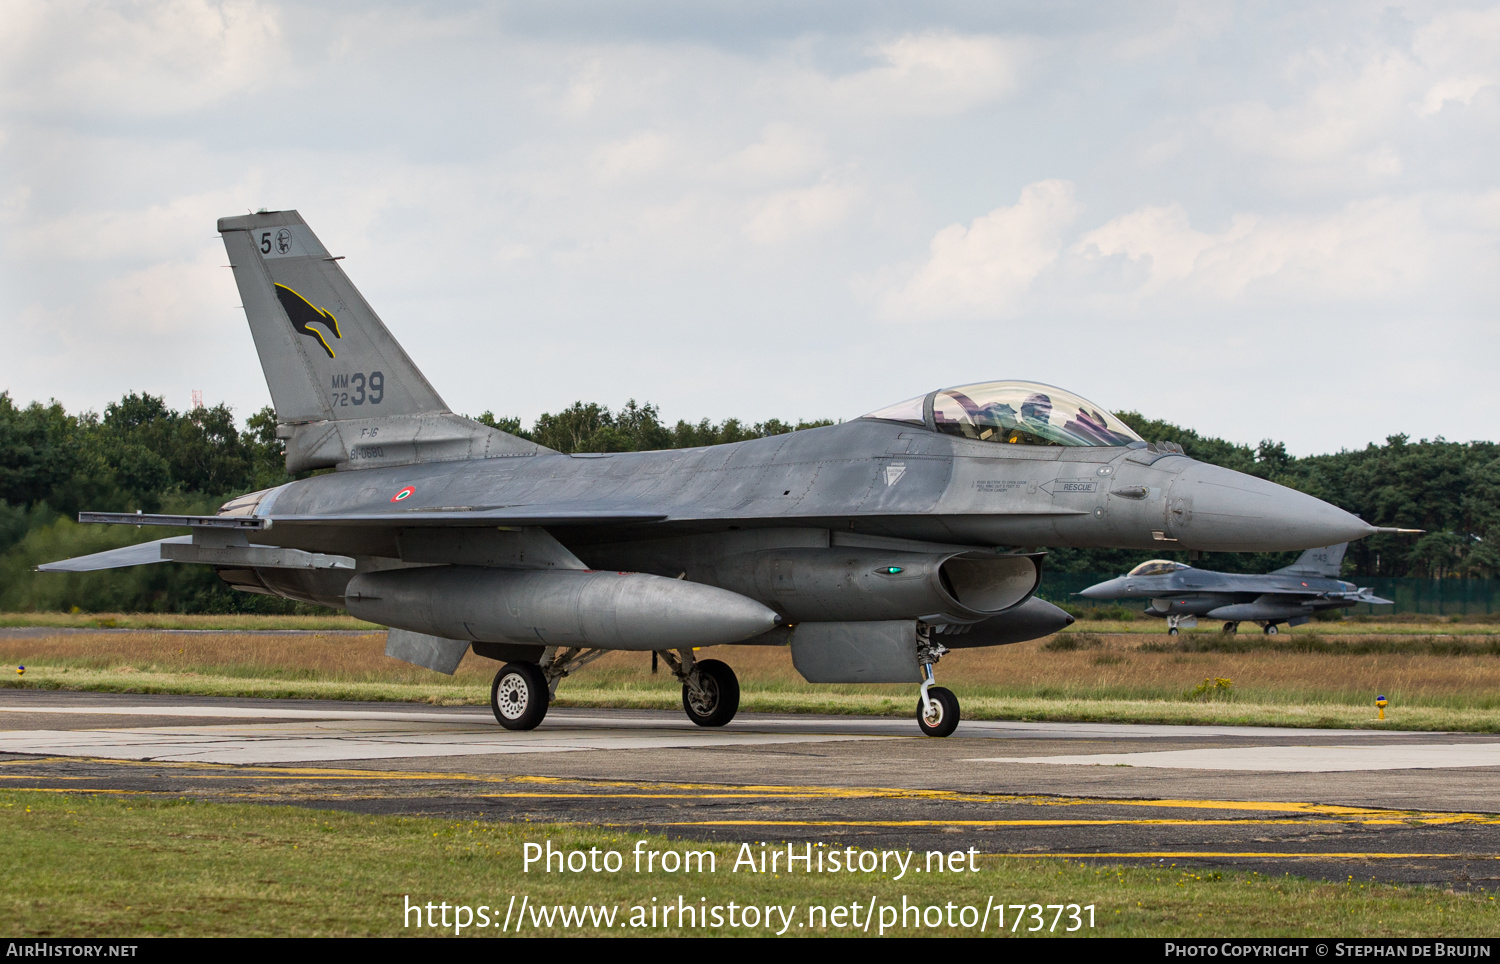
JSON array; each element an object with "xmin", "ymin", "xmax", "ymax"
[{"xmin": 1, "ymin": 390, "xmax": 1495, "ymax": 614}]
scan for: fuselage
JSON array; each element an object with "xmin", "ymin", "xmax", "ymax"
[{"xmin": 224, "ymin": 417, "xmax": 1374, "ymax": 611}]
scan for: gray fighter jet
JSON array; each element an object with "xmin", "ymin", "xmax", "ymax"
[
  {"xmin": 1076, "ymin": 543, "xmax": 1395, "ymax": 635},
  {"xmin": 39, "ymin": 211, "xmax": 1386, "ymax": 736}
]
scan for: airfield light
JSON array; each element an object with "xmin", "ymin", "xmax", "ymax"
[{"xmin": 1375, "ymin": 695, "xmax": 1388, "ymax": 720}]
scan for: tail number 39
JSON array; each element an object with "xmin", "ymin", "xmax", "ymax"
[{"xmin": 331, "ymin": 371, "xmax": 384, "ymax": 407}]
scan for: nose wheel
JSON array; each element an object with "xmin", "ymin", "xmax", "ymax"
[
  {"xmin": 918, "ymin": 685, "xmax": 959, "ymax": 737},
  {"xmin": 916, "ymin": 636, "xmax": 959, "ymax": 737}
]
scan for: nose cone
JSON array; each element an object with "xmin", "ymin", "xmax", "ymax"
[
  {"xmin": 1167, "ymin": 462, "xmax": 1373, "ymax": 552},
  {"xmin": 1077, "ymin": 577, "xmax": 1127, "ymax": 600}
]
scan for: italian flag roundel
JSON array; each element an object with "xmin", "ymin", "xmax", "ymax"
[{"xmin": 391, "ymin": 486, "xmax": 415, "ymax": 503}]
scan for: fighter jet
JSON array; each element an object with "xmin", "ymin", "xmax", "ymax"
[
  {"xmin": 1076, "ymin": 543, "xmax": 1395, "ymax": 635},
  {"xmin": 39, "ymin": 211, "xmax": 1386, "ymax": 736}
]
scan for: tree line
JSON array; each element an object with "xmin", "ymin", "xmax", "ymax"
[{"xmin": 0, "ymin": 390, "xmax": 1494, "ymax": 612}]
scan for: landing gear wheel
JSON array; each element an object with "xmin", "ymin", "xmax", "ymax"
[
  {"xmin": 1264, "ymin": 624, "xmax": 1279, "ymax": 635},
  {"xmin": 491, "ymin": 662, "xmax": 549, "ymax": 731},
  {"xmin": 1222, "ymin": 622, "xmax": 1238, "ymax": 634},
  {"xmin": 682, "ymin": 659, "xmax": 739, "ymax": 727},
  {"xmin": 1168, "ymin": 627, "xmax": 1179, "ymax": 636},
  {"xmin": 918, "ymin": 686, "xmax": 960, "ymax": 737}
]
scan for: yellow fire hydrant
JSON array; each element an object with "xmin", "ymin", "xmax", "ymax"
[{"xmin": 1376, "ymin": 694, "xmax": 1388, "ymax": 720}]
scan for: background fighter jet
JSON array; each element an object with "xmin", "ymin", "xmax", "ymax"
[
  {"xmin": 1076, "ymin": 543, "xmax": 1395, "ymax": 635},
  {"xmin": 39, "ymin": 211, "xmax": 1387, "ymax": 736}
]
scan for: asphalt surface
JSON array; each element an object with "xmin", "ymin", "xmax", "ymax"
[{"xmin": 3, "ymin": 688, "xmax": 1500, "ymax": 890}]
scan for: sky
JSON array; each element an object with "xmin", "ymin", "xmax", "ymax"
[{"xmin": 2, "ymin": 1, "xmax": 1498, "ymax": 455}]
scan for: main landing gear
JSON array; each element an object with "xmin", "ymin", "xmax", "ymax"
[
  {"xmin": 489, "ymin": 646, "xmax": 610, "ymax": 731},
  {"xmin": 1261, "ymin": 623, "xmax": 1280, "ymax": 635},
  {"xmin": 1221, "ymin": 622, "xmax": 1240, "ymax": 634},
  {"xmin": 657, "ymin": 648, "xmax": 740, "ymax": 727},
  {"xmin": 488, "ymin": 647, "xmax": 742, "ymax": 731},
  {"xmin": 916, "ymin": 634, "xmax": 959, "ymax": 738},
  {"xmin": 1167, "ymin": 614, "xmax": 1183, "ymax": 636}
]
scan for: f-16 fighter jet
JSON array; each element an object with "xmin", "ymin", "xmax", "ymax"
[
  {"xmin": 1076, "ymin": 543, "xmax": 1395, "ymax": 635},
  {"xmin": 40, "ymin": 211, "xmax": 1386, "ymax": 736}
]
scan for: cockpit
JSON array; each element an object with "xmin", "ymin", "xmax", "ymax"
[
  {"xmin": 1127, "ymin": 560, "xmax": 1189, "ymax": 576},
  {"xmin": 861, "ymin": 380, "xmax": 1143, "ymax": 447}
]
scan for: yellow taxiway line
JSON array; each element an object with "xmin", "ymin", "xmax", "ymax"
[{"xmin": 1, "ymin": 758, "xmax": 1497, "ymax": 824}]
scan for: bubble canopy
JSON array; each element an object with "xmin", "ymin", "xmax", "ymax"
[{"xmin": 862, "ymin": 380, "xmax": 1143, "ymax": 448}]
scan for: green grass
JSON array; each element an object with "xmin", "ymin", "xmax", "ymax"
[
  {"xmin": 5, "ymin": 667, "xmax": 1498, "ymax": 731},
  {"xmin": 3, "ymin": 791, "xmax": 1495, "ymax": 937}
]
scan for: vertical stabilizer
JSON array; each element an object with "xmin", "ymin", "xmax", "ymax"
[
  {"xmin": 1274, "ymin": 543, "xmax": 1347, "ymax": 578},
  {"xmin": 218, "ymin": 211, "xmax": 548, "ymax": 471}
]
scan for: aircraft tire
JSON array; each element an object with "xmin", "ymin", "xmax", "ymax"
[
  {"xmin": 918, "ymin": 686, "xmax": 960, "ymax": 737},
  {"xmin": 1168, "ymin": 627, "xmax": 1179, "ymax": 636},
  {"xmin": 683, "ymin": 659, "xmax": 739, "ymax": 727},
  {"xmin": 1264, "ymin": 624, "xmax": 1279, "ymax": 635},
  {"xmin": 1222, "ymin": 622, "xmax": 1238, "ymax": 634},
  {"xmin": 491, "ymin": 662, "xmax": 549, "ymax": 731}
]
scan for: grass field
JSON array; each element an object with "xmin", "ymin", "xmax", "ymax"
[
  {"xmin": 4, "ymin": 790, "xmax": 1495, "ymax": 937},
  {"xmin": 0, "ymin": 611, "xmax": 379, "ymax": 631},
  {"xmin": 6, "ymin": 609, "xmax": 1499, "ymax": 634},
  {"xmin": 5, "ymin": 626, "xmax": 1500, "ymax": 730}
]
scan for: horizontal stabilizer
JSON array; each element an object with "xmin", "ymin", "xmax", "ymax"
[{"xmin": 37, "ymin": 536, "xmax": 189, "ymax": 572}]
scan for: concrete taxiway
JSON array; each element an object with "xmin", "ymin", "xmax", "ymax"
[{"xmin": 3, "ymin": 689, "xmax": 1500, "ymax": 890}]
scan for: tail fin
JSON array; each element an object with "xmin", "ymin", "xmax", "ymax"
[
  {"xmin": 1273, "ymin": 543, "xmax": 1347, "ymax": 578},
  {"xmin": 218, "ymin": 210, "xmax": 546, "ymax": 471}
]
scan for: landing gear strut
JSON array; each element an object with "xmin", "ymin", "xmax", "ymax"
[
  {"xmin": 1167, "ymin": 614, "xmax": 1182, "ymax": 636},
  {"xmin": 656, "ymin": 649, "xmax": 740, "ymax": 727},
  {"xmin": 916, "ymin": 633, "xmax": 958, "ymax": 737}
]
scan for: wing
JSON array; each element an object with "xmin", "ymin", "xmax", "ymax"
[{"xmin": 77, "ymin": 509, "xmax": 666, "ymax": 529}]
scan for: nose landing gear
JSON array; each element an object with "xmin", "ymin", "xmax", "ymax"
[{"xmin": 916, "ymin": 635, "xmax": 959, "ymax": 737}]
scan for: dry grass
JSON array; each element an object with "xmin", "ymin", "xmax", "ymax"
[
  {"xmin": 0, "ymin": 611, "xmax": 377, "ymax": 630},
  {"xmin": 4, "ymin": 630, "xmax": 1500, "ymax": 729}
]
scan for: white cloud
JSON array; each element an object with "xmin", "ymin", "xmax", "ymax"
[
  {"xmin": 786, "ymin": 31, "xmax": 1028, "ymax": 118},
  {"xmin": 742, "ymin": 175, "xmax": 861, "ymax": 244},
  {"xmin": 880, "ymin": 180, "xmax": 1081, "ymax": 317},
  {"xmin": 0, "ymin": 0, "xmax": 286, "ymax": 116},
  {"xmin": 1076, "ymin": 196, "xmax": 1431, "ymax": 301},
  {"xmin": 1414, "ymin": 7, "xmax": 1500, "ymax": 114}
]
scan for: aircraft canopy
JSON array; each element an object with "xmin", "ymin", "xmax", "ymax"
[
  {"xmin": 862, "ymin": 380, "xmax": 1143, "ymax": 448},
  {"xmin": 1127, "ymin": 560, "xmax": 1189, "ymax": 576}
]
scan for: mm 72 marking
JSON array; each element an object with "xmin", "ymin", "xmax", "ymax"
[{"xmin": 330, "ymin": 371, "xmax": 385, "ymax": 407}]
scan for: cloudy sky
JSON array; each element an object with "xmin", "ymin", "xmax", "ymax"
[{"xmin": 3, "ymin": 1, "xmax": 1498, "ymax": 454}]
